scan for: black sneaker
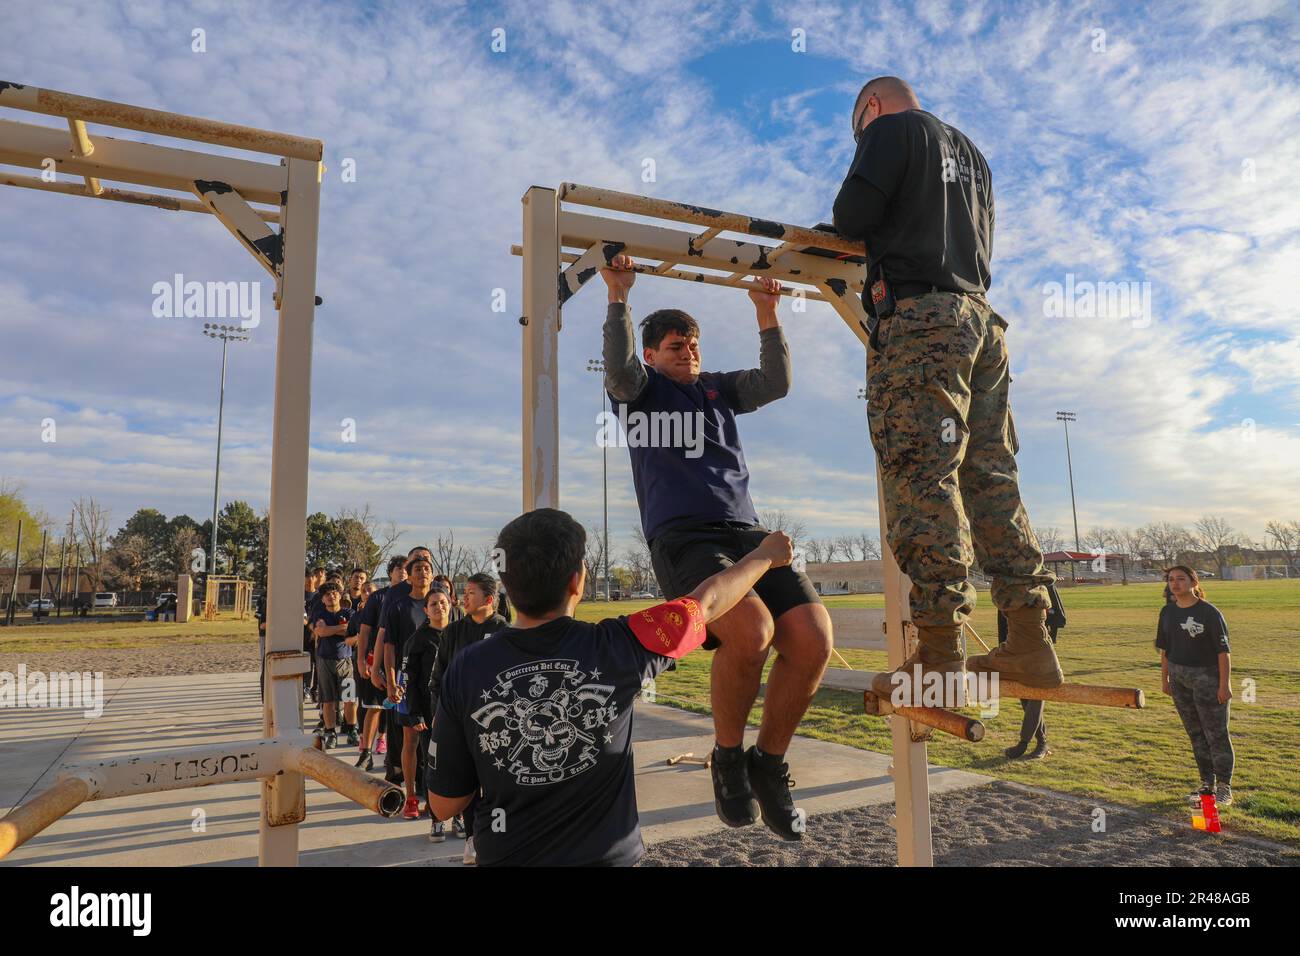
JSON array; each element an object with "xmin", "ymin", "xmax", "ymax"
[
  {"xmin": 429, "ymin": 820, "xmax": 446, "ymax": 843},
  {"xmin": 322, "ymin": 731, "xmax": 337, "ymax": 750},
  {"xmin": 746, "ymin": 747, "xmax": 802, "ymax": 841},
  {"xmin": 354, "ymin": 750, "xmax": 373, "ymax": 771},
  {"xmin": 346, "ymin": 728, "xmax": 360, "ymax": 747},
  {"xmin": 710, "ymin": 745, "xmax": 759, "ymax": 827}
]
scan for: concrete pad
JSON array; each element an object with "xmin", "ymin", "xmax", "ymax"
[{"xmin": 1, "ymin": 672, "xmax": 992, "ymax": 866}]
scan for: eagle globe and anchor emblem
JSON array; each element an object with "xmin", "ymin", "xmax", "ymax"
[{"xmin": 471, "ymin": 659, "xmax": 617, "ymax": 786}]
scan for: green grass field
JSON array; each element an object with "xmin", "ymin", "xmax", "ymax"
[
  {"xmin": 5, "ymin": 580, "xmax": 1297, "ymax": 844},
  {"xmin": 578, "ymin": 579, "xmax": 1300, "ymax": 845}
]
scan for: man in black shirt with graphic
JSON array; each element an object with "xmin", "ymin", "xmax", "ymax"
[
  {"xmin": 833, "ymin": 76, "xmax": 1061, "ymax": 704},
  {"xmin": 426, "ymin": 508, "xmax": 793, "ymax": 867}
]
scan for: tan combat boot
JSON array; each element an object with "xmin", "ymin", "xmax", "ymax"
[
  {"xmin": 870, "ymin": 625, "xmax": 967, "ymax": 707},
  {"xmin": 967, "ymin": 607, "xmax": 1063, "ymax": 688}
]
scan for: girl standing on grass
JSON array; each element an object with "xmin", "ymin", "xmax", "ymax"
[{"xmin": 1157, "ymin": 566, "xmax": 1234, "ymax": 805}]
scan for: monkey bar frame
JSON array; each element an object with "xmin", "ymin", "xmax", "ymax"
[{"xmin": 0, "ymin": 82, "xmax": 333, "ymax": 865}]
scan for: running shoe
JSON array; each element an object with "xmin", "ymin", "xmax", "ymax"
[
  {"xmin": 429, "ymin": 819, "xmax": 446, "ymax": 842},
  {"xmin": 462, "ymin": 836, "xmax": 476, "ymax": 865},
  {"xmin": 402, "ymin": 796, "xmax": 420, "ymax": 820},
  {"xmin": 746, "ymin": 747, "xmax": 802, "ymax": 841},
  {"xmin": 709, "ymin": 745, "xmax": 759, "ymax": 827}
]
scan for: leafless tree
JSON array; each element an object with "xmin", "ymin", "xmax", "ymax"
[
  {"xmin": 584, "ymin": 524, "xmax": 610, "ymax": 599},
  {"xmin": 626, "ymin": 527, "xmax": 654, "ymax": 592},
  {"xmin": 1034, "ymin": 526, "xmax": 1064, "ymax": 554},
  {"xmin": 804, "ymin": 538, "xmax": 828, "ymax": 564},
  {"xmin": 1083, "ymin": 526, "xmax": 1117, "ymax": 555},
  {"xmin": 170, "ymin": 525, "xmax": 204, "ymax": 577},
  {"xmin": 73, "ymin": 496, "xmax": 112, "ymax": 590},
  {"xmin": 1140, "ymin": 522, "xmax": 1192, "ymax": 568},
  {"xmin": 1116, "ymin": 527, "xmax": 1150, "ymax": 568},
  {"xmin": 1265, "ymin": 520, "xmax": 1300, "ymax": 574},
  {"xmin": 831, "ymin": 535, "xmax": 856, "ymax": 561},
  {"xmin": 856, "ymin": 531, "xmax": 881, "ymax": 560},
  {"xmin": 432, "ymin": 530, "xmax": 475, "ymax": 584},
  {"xmin": 760, "ymin": 510, "xmax": 808, "ymax": 550},
  {"xmin": 1193, "ymin": 515, "xmax": 1240, "ymax": 579}
]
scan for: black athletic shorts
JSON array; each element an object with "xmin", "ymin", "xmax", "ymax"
[
  {"xmin": 358, "ymin": 667, "xmax": 385, "ymax": 708},
  {"xmin": 650, "ymin": 522, "xmax": 821, "ymax": 649}
]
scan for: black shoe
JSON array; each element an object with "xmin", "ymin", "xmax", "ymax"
[
  {"xmin": 1027, "ymin": 737, "xmax": 1050, "ymax": 760},
  {"xmin": 746, "ymin": 747, "xmax": 802, "ymax": 841},
  {"xmin": 1004, "ymin": 741, "xmax": 1029, "ymax": 759},
  {"xmin": 710, "ymin": 745, "xmax": 759, "ymax": 828},
  {"xmin": 354, "ymin": 750, "xmax": 373, "ymax": 771},
  {"xmin": 322, "ymin": 732, "xmax": 337, "ymax": 750}
]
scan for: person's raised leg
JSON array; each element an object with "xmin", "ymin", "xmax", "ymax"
[
  {"xmin": 707, "ymin": 594, "xmax": 775, "ymax": 747},
  {"xmin": 705, "ymin": 594, "xmax": 774, "ymax": 827},
  {"xmin": 756, "ymin": 603, "xmax": 832, "ymax": 755},
  {"xmin": 746, "ymin": 601, "xmax": 832, "ymax": 840}
]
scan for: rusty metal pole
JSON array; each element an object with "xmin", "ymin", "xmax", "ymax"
[
  {"xmin": 258, "ymin": 155, "xmax": 321, "ymax": 866},
  {"xmin": 521, "ymin": 186, "xmax": 560, "ymax": 512}
]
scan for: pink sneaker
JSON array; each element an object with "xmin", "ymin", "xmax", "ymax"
[{"xmin": 375, "ymin": 737, "xmax": 387, "ymax": 755}]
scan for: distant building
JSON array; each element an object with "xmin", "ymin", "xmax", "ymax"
[{"xmin": 806, "ymin": 560, "xmax": 885, "ymax": 595}]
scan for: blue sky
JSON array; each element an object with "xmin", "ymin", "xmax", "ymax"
[{"xmin": 1, "ymin": 0, "xmax": 1298, "ymax": 562}]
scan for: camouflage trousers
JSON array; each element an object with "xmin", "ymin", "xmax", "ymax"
[
  {"xmin": 1168, "ymin": 661, "xmax": 1234, "ymax": 786},
  {"xmin": 867, "ymin": 291, "xmax": 1052, "ymax": 630}
]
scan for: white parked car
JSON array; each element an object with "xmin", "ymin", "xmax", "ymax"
[
  {"xmin": 631, "ymin": 591, "xmax": 656, "ymax": 600},
  {"xmin": 92, "ymin": 592, "xmax": 119, "ymax": 608},
  {"xmin": 27, "ymin": 598, "xmax": 55, "ymax": 612}
]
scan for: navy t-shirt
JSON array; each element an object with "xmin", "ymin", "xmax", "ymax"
[
  {"xmin": 611, "ymin": 366, "xmax": 760, "ymax": 542},
  {"xmin": 1156, "ymin": 600, "xmax": 1230, "ymax": 668},
  {"xmin": 428, "ymin": 599, "xmax": 708, "ymax": 866},
  {"xmin": 313, "ymin": 608, "xmax": 353, "ymax": 660},
  {"xmin": 382, "ymin": 589, "xmax": 428, "ymax": 658}
]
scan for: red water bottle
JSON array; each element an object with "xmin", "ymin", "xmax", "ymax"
[{"xmin": 1200, "ymin": 792, "xmax": 1221, "ymax": 833}]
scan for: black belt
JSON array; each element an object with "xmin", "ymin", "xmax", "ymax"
[{"xmin": 892, "ymin": 282, "xmax": 948, "ymax": 300}]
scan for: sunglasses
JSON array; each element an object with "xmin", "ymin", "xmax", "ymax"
[{"xmin": 852, "ymin": 95, "xmax": 875, "ymax": 144}]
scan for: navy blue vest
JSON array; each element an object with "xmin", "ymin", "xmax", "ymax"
[{"xmin": 610, "ymin": 367, "xmax": 759, "ymax": 542}]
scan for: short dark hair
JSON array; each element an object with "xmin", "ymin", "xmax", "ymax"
[
  {"xmin": 640, "ymin": 309, "xmax": 700, "ymax": 350},
  {"xmin": 310, "ymin": 566, "xmax": 325, "ymax": 575},
  {"xmin": 495, "ymin": 509, "xmax": 584, "ymax": 617},
  {"xmin": 319, "ymin": 581, "xmax": 341, "ymax": 595},
  {"xmin": 350, "ymin": 567, "xmax": 367, "ymax": 577},
  {"xmin": 408, "ymin": 545, "xmax": 430, "ymax": 557},
  {"xmin": 466, "ymin": 572, "xmax": 499, "ymax": 601},
  {"xmin": 406, "ymin": 555, "xmax": 432, "ymax": 572},
  {"xmin": 386, "ymin": 556, "xmax": 406, "ymax": 575}
]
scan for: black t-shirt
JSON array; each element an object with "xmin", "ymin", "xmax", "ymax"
[
  {"xmin": 382, "ymin": 589, "xmax": 429, "ymax": 659},
  {"xmin": 401, "ymin": 623, "xmax": 443, "ymax": 725},
  {"xmin": 313, "ymin": 608, "xmax": 353, "ymax": 660},
  {"xmin": 840, "ymin": 109, "xmax": 993, "ymax": 294},
  {"xmin": 428, "ymin": 601, "xmax": 706, "ymax": 867},
  {"xmin": 1156, "ymin": 600, "xmax": 1230, "ymax": 668}
]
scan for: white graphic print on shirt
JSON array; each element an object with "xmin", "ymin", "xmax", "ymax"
[
  {"xmin": 470, "ymin": 658, "xmax": 618, "ymax": 786},
  {"xmin": 1180, "ymin": 616, "xmax": 1205, "ymax": 638}
]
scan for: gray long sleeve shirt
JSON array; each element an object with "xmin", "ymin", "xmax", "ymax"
[{"xmin": 600, "ymin": 303, "xmax": 791, "ymax": 540}]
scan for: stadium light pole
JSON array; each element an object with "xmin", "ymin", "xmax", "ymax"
[
  {"xmin": 586, "ymin": 359, "xmax": 611, "ymax": 601},
  {"xmin": 203, "ymin": 324, "xmax": 251, "ymax": 575},
  {"xmin": 1056, "ymin": 411, "xmax": 1081, "ymax": 556}
]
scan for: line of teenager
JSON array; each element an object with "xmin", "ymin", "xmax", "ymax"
[{"xmin": 302, "ymin": 555, "xmax": 511, "ymax": 863}]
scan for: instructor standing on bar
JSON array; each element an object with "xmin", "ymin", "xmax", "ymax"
[{"xmin": 831, "ymin": 76, "xmax": 1063, "ymax": 701}]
